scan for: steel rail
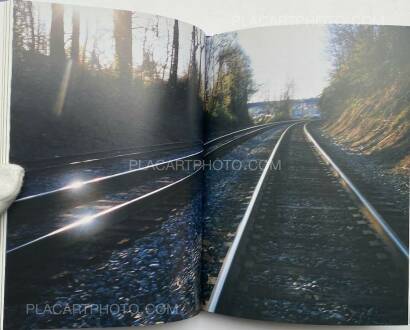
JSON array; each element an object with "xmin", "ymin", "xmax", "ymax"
[
  {"xmin": 204, "ymin": 120, "xmax": 300, "ymax": 148},
  {"xmin": 204, "ymin": 125, "xmax": 274, "ymax": 157},
  {"xmin": 21, "ymin": 141, "xmax": 199, "ymax": 170},
  {"xmin": 25, "ymin": 142, "xmax": 201, "ymax": 172},
  {"xmin": 8, "ymin": 168, "xmax": 201, "ymax": 254},
  {"xmin": 204, "ymin": 123, "xmax": 272, "ymax": 147},
  {"xmin": 16, "ymin": 150, "xmax": 203, "ymax": 202},
  {"xmin": 207, "ymin": 123, "xmax": 299, "ymax": 312},
  {"xmin": 17, "ymin": 123, "xmax": 287, "ymax": 202},
  {"xmin": 9, "ymin": 122, "xmax": 286, "ymax": 254},
  {"xmin": 304, "ymin": 123, "xmax": 409, "ymax": 259}
]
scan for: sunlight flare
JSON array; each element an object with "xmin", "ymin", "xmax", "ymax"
[{"xmin": 53, "ymin": 59, "xmax": 73, "ymax": 116}]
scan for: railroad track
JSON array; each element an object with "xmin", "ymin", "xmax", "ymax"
[
  {"xmin": 16, "ymin": 121, "xmax": 290, "ymax": 202},
  {"xmin": 19, "ymin": 141, "xmax": 203, "ymax": 198},
  {"xmin": 5, "ymin": 121, "xmax": 295, "ymax": 305},
  {"xmin": 307, "ymin": 122, "xmax": 409, "ymax": 248},
  {"xmin": 206, "ymin": 123, "xmax": 408, "ymax": 325},
  {"xmin": 20, "ymin": 121, "xmax": 295, "ymax": 175},
  {"xmin": 201, "ymin": 123, "xmax": 293, "ymax": 299},
  {"xmin": 204, "ymin": 120, "xmax": 298, "ymax": 156},
  {"xmin": 19, "ymin": 141, "xmax": 200, "ymax": 171},
  {"xmin": 7, "ymin": 121, "xmax": 294, "ymax": 256}
]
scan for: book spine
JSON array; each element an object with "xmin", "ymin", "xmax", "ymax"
[
  {"xmin": 0, "ymin": 1, "xmax": 11, "ymax": 162},
  {"xmin": 0, "ymin": 1, "xmax": 13, "ymax": 329}
]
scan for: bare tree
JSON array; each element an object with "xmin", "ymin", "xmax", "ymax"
[
  {"xmin": 26, "ymin": 2, "xmax": 36, "ymax": 51},
  {"xmin": 161, "ymin": 22, "xmax": 171, "ymax": 81},
  {"xmin": 169, "ymin": 19, "xmax": 179, "ymax": 87},
  {"xmin": 113, "ymin": 10, "xmax": 133, "ymax": 80},
  {"xmin": 81, "ymin": 19, "xmax": 89, "ymax": 64},
  {"xmin": 189, "ymin": 26, "xmax": 199, "ymax": 81},
  {"xmin": 204, "ymin": 37, "xmax": 215, "ymax": 108},
  {"xmin": 90, "ymin": 38, "xmax": 101, "ymax": 71},
  {"xmin": 198, "ymin": 40, "xmax": 205, "ymax": 95},
  {"xmin": 13, "ymin": 1, "xmax": 23, "ymax": 50},
  {"xmin": 13, "ymin": 1, "xmax": 37, "ymax": 52},
  {"xmin": 50, "ymin": 4, "xmax": 65, "ymax": 63},
  {"xmin": 277, "ymin": 80, "xmax": 295, "ymax": 120},
  {"xmin": 36, "ymin": 9, "xmax": 47, "ymax": 54},
  {"xmin": 71, "ymin": 10, "xmax": 80, "ymax": 63}
]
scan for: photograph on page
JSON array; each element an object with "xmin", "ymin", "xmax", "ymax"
[
  {"xmin": 201, "ymin": 25, "xmax": 409, "ymax": 325},
  {"xmin": 1, "ymin": 0, "xmax": 409, "ymax": 329},
  {"xmin": 5, "ymin": 0, "xmax": 204, "ymax": 328}
]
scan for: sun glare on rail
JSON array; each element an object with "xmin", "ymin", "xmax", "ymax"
[
  {"xmin": 78, "ymin": 215, "xmax": 96, "ymax": 226},
  {"xmin": 53, "ymin": 60, "xmax": 73, "ymax": 116},
  {"xmin": 68, "ymin": 180, "xmax": 85, "ymax": 189}
]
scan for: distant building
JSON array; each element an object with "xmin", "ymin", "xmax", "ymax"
[
  {"xmin": 248, "ymin": 98, "xmax": 321, "ymax": 122},
  {"xmin": 290, "ymin": 98, "xmax": 321, "ymax": 119}
]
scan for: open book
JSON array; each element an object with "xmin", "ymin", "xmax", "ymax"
[{"xmin": 0, "ymin": 0, "xmax": 409, "ymax": 328}]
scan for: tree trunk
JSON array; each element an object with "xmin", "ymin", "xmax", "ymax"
[
  {"xmin": 81, "ymin": 20, "xmax": 89, "ymax": 64},
  {"xmin": 113, "ymin": 10, "xmax": 133, "ymax": 81},
  {"xmin": 13, "ymin": 2, "xmax": 24, "ymax": 51},
  {"xmin": 169, "ymin": 19, "xmax": 179, "ymax": 86},
  {"xmin": 71, "ymin": 10, "xmax": 80, "ymax": 63},
  {"xmin": 189, "ymin": 26, "xmax": 198, "ymax": 80},
  {"xmin": 26, "ymin": 2, "xmax": 36, "ymax": 51},
  {"xmin": 50, "ymin": 4, "xmax": 65, "ymax": 63},
  {"xmin": 204, "ymin": 38, "xmax": 213, "ymax": 109},
  {"xmin": 161, "ymin": 24, "xmax": 171, "ymax": 81},
  {"xmin": 198, "ymin": 44, "xmax": 204, "ymax": 95}
]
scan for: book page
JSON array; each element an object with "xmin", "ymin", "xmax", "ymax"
[
  {"xmin": 3, "ymin": 0, "xmax": 205, "ymax": 328},
  {"xmin": 201, "ymin": 25, "xmax": 409, "ymax": 325}
]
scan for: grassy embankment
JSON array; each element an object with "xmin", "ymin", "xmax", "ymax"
[{"xmin": 320, "ymin": 26, "xmax": 410, "ymax": 174}]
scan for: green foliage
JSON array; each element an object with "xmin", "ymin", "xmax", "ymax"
[
  {"xmin": 320, "ymin": 25, "xmax": 410, "ymax": 172},
  {"xmin": 204, "ymin": 35, "xmax": 255, "ymax": 135},
  {"xmin": 320, "ymin": 25, "xmax": 410, "ymax": 119}
]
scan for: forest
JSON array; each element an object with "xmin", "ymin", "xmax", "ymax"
[
  {"xmin": 203, "ymin": 33, "xmax": 256, "ymax": 135},
  {"xmin": 11, "ymin": 1, "xmax": 206, "ymax": 163},
  {"xmin": 11, "ymin": 1, "xmax": 258, "ymax": 163},
  {"xmin": 320, "ymin": 25, "xmax": 410, "ymax": 174}
]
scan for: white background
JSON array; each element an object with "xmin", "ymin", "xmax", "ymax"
[
  {"xmin": 27, "ymin": 0, "xmax": 410, "ymax": 36},
  {"xmin": 16, "ymin": 0, "xmax": 410, "ymax": 329}
]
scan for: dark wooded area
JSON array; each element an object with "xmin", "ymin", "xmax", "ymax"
[
  {"xmin": 11, "ymin": 1, "xmax": 262, "ymax": 162},
  {"xmin": 11, "ymin": 1, "xmax": 206, "ymax": 162}
]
